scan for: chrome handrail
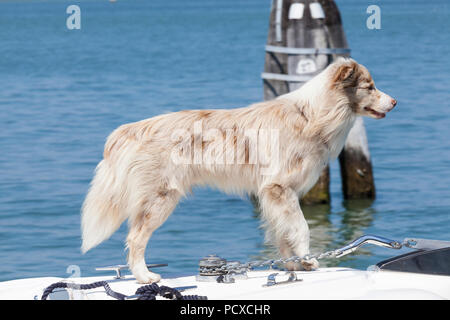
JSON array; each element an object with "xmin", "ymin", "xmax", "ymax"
[{"xmin": 334, "ymin": 235, "xmax": 403, "ymax": 258}]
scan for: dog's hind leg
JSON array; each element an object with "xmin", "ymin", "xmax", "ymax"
[
  {"xmin": 126, "ymin": 189, "xmax": 180, "ymax": 283},
  {"xmin": 259, "ymin": 184, "xmax": 319, "ymax": 271}
]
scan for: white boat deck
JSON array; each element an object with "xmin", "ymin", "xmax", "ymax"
[{"xmin": 1, "ymin": 267, "xmax": 449, "ymax": 300}]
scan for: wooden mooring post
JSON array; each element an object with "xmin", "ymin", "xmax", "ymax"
[
  {"xmin": 262, "ymin": 0, "xmax": 375, "ymax": 204},
  {"xmin": 339, "ymin": 117, "xmax": 375, "ymax": 199}
]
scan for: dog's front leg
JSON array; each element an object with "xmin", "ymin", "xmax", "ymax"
[{"xmin": 259, "ymin": 184, "xmax": 319, "ymax": 271}]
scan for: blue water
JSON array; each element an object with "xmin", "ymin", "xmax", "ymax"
[{"xmin": 0, "ymin": 0, "xmax": 449, "ymax": 282}]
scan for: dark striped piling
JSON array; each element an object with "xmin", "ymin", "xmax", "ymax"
[
  {"xmin": 339, "ymin": 117, "xmax": 376, "ymax": 199},
  {"xmin": 263, "ymin": 0, "xmax": 352, "ymax": 205}
]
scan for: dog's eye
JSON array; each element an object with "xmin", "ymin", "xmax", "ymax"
[{"xmin": 357, "ymin": 85, "xmax": 374, "ymax": 91}]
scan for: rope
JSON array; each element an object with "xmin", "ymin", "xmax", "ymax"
[
  {"xmin": 41, "ymin": 281, "xmax": 126, "ymax": 300},
  {"xmin": 135, "ymin": 283, "xmax": 206, "ymax": 300},
  {"xmin": 135, "ymin": 283, "xmax": 182, "ymax": 300},
  {"xmin": 41, "ymin": 281, "xmax": 207, "ymax": 300}
]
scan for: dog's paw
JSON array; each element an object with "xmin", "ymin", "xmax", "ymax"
[
  {"xmin": 135, "ymin": 271, "xmax": 161, "ymax": 284},
  {"xmin": 300, "ymin": 258, "xmax": 319, "ymax": 271}
]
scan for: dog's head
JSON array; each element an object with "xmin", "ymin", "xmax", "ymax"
[{"xmin": 329, "ymin": 58, "xmax": 396, "ymax": 119}]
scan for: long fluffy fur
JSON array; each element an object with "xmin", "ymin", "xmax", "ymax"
[{"xmin": 81, "ymin": 58, "xmax": 395, "ymax": 283}]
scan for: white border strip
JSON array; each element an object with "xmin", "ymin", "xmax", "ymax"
[
  {"xmin": 275, "ymin": 0, "xmax": 283, "ymax": 42},
  {"xmin": 266, "ymin": 45, "xmax": 351, "ymax": 55},
  {"xmin": 261, "ymin": 72, "xmax": 313, "ymax": 82}
]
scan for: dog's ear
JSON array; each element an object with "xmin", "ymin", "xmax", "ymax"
[{"xmin": 333, "ymin": 61, "xmax": 358, "ymax": 86}]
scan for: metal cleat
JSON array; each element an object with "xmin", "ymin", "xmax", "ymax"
[
  {"xmin": 95, "ymin": 263, "xmax": 168, "ymax": 279},
  {"xmin": 263, "ymin": 272, "xmax": 303, "ymax": 287}
]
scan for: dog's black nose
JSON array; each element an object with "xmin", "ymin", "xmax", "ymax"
[{"xmin": 391, "ymin": 99, "xmax": 397, "ymax": 107}]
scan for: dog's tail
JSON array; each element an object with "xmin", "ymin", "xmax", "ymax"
[{"xmin": 81, "ymin": 125, "xmax": 136, "ymax": 253}]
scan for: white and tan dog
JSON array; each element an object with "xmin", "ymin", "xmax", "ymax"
[{"xmin": 81, "ymin": 58, "xmax": 396, "ymax": 283}]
